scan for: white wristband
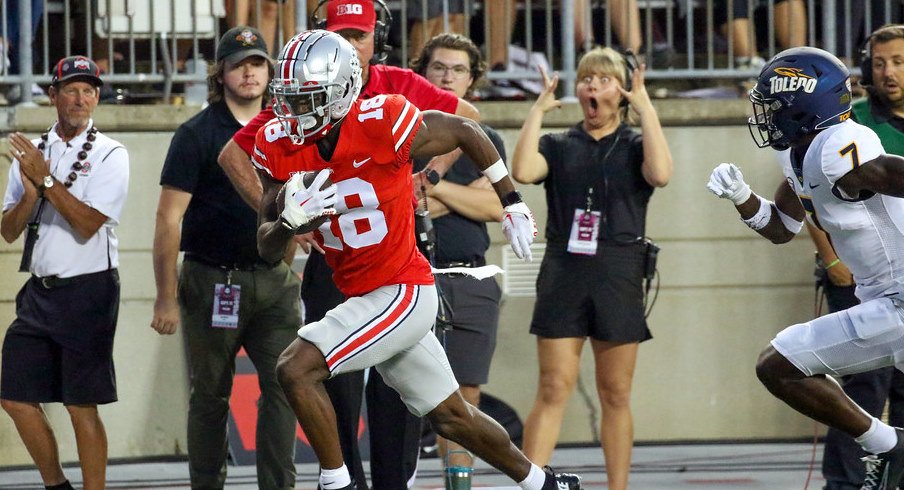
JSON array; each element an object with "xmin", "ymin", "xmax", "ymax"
[
  {"xmin": 742, "ymin": 197, "xmax": 773, "ymax": 230},
  {"xmin": 483, "ymin": 159, "xmax": 508, "ymax": 183}
]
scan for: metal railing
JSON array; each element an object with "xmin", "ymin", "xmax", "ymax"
[{"xmin": 0, "ymin": 0, "xmax": 898, "ymax": 104}]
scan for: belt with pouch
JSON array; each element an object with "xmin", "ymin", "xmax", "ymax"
[
  {"xmin": 184, "ymin": 253, "xmax": 279, "ymax": 271},
  {"xmin": 32, "ymin": 269, "xmax": 117, "ymax": 289}
]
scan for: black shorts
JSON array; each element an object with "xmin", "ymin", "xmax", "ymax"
[
  {"xmin": 530, "ymin": 244, "xmax": 651, "ymax": 343},
  {"xmin": 434, "ymin": 274, "xmax": 501, "ymax": 386},
  {"xmin": 1, "ymin": 270, "xmax": 120, "ymax": 405}
]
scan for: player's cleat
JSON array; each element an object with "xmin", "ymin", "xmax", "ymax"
[
  {"xmin": 862, "ymin": 428, "xmax": 904, "ymax": 490},
  {"xmin": 541, "ymin": 465, "xmax": 582, "ymax": 490}
]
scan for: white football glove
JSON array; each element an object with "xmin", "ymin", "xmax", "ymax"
[
  {"xmin": 281, "ymin": 169, "xmax": 338, "ymax": 229},
  {"xmin": 707, "ymin": 163, "xmax": 752, "ymax": 205},
  {"xmin": 503, "ymin": 202, "xmax": 538, "ymax": 262}
]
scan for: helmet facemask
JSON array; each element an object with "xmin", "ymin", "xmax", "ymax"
[
  {"xmin": 748, "ymin": 89, "xmax": 791, "ymax": 151},
  {"xmin": 271, "ymin": 80, "xmax": 345, "ymax": 145}
]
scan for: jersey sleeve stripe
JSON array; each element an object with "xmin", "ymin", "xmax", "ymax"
[
  {"xmin": 251, "ymin": 152, "xmax": 272, "ymax": 177},
  {"xmin": 392, "ymin": 100, "xmax": 413, "ymax": 135},
  {"xmin": 394, "ymin": 106, "xmax": 421, "ymax": 152},
  {"xmin": 253, "ymin": 147, "xmax": 268, "ymax": 162}
]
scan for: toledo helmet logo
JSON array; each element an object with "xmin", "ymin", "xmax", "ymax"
[
  {"xmin": 769, "ymin": 67, "xmax": 817, "ymax": 94},
  {"xmin": 73, "ymin": 59, "xmax": 90, "ymax": 70}
]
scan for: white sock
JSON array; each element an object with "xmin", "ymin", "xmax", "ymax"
[
  {"xmin": 518, "ymin": 463, "xmax": 547, "ymax": 490},
  {"xmin": 320, "ymin": 464, "xmax": 351, "ymax": 489},
  {"xmin": 855, "ymin": 417, "xmax": 898, "ymax": 454}
]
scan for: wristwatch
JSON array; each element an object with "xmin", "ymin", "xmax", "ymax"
[
  {"xmin": 425, "ymin": 168, "xmax": 440, "ymax": 186},
  {"xmin": 38, "ymin": 175, "xmax": 54, "ymax": 193}
]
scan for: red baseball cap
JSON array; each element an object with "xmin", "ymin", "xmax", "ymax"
[{"xmin": 326, "ymin": 0, "xmax": 375, "ymax": 33}]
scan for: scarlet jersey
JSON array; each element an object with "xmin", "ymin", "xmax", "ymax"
[{"xmin": 253, "ymin": 94, "xmax": 434, "ymax": 297}]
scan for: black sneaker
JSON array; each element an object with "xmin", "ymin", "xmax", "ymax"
[
  {"xmin": 541, "ymin": 465, "xmax": 582, "ymax": 490},
  {"xmin": 862, "ymin": 428, "xmax": 904, "ymax": 490}
]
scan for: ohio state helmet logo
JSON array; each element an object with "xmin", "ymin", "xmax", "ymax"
[{"xmin": 73, "ymin": 59, "xmax": 90, "ymax": 69}]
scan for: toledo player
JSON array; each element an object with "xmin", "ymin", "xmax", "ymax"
[
  {"xmin": 254, "ymin": 30, "xmax": 582, "ymax": 490},
  {"xmin": 708, "ymin": 47, "xmax": 904, "ymax": 489}
]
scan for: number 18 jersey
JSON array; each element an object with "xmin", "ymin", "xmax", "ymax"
[{"xmin": 252, "ymin": 94, "xmax": 434, "ymax": 297}]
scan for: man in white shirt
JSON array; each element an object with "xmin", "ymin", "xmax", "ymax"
[{"xmin": 0, "ymin": 55, "xmax": 129, "ymax": 490}]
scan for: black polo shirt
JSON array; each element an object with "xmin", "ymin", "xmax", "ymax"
[
  {"xmin": 538, "ymin": 122, "xmax": 650, "ymax": 248},
  {"xmin": 413, "ymin": 124, "xmax": 506, "ymax": 264},
  {"xmin": 159, "ymin": 100, "xmax": 262, "ymax": 267}
]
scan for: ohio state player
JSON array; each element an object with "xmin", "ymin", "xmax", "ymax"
[{"xmin": 255, "ymin": 30, "xmax": 580, "ymax": 490}]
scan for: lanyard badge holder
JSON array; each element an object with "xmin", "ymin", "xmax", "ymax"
[
  {"xmin": 567, "ymin": 188, "xmax": 601, "ymax": 255},
  {"xmin": 212, "ymin": 269, "xmax": 241, "ymax": 329}
]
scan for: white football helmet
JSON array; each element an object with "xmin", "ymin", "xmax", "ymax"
[{"xmin": 270, "ymin": 30, "xmax": 363, "ymax": 145}]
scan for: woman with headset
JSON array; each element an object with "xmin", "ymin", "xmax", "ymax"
[{"xmin": 510, "ymin": 47, "xmax": 672, "ymax": 490}]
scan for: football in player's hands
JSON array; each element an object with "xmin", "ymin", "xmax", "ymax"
[
  {"xmin": 276, "ymin": 171, "xmax": 332, "ymax": 211},
  {"xmin": 277, "ymin": 170, "xmax": 337, "ymax": 234}
]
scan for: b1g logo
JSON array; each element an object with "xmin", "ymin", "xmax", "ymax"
[
  {"xmin": 336, "ymin": 3, "xmax": 363, "ymax": 15},
  {"xmin": 769, "ymin": 67, "xmax": 817, "ymax": 94}
]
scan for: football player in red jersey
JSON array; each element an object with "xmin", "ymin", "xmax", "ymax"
[
  {"xmin": 220, "ymin": 2, "xmax": 482, "ymax": 488},
  {"xmin": 255, "ymin": 30, "xmax": 581, "ymax": 490}
]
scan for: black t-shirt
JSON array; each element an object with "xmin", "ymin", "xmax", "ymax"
[
  {"xmin": 413, "ymin": 124, "xmax": 506, "ymax": 264},
  {"xmin": 538, "ymin": 122, "xmax": 651, "ymax": 248},
  {"xmin": 159, "ymin": 101, "xmax": 262, "ymax": 266}
]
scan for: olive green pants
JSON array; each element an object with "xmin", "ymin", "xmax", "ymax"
[{"xmin": 179, "ymin": 260, "xmax": 301, "ymax": 490}]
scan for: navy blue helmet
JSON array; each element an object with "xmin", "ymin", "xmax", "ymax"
[{"xmin": 748, "ymin": 47, "xmax": 853, "ymax": 150}]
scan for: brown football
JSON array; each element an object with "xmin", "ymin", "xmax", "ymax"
[{"xmin": 276, "ymin": 171, "xmax": 334, "ymax": 234}]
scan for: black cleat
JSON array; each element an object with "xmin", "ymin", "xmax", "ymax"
[
  {"xmin": 541, "ymin": 465, "xmax": 582, "ymax": 490},
  {"xmin": 862, "ymin": 428, "xmax": 904, "ymax": 490}
]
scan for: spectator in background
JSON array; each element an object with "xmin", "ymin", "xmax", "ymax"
[
  {"xmin": 716, "ymin": 1, "xmax": 765, "ymax": 70},
  {"xmin": 835, "ymin": 1, "xmax": 902, "ymax": 61},
  {"xmin": 410, "ymin": 32, "xmax": 505, "ymax": 490},
  {"xmin": 2, "ymin": 0, "xmax": 45, "ymax": 103},
  {"xmin": 511, "ymin": 48, "xmax": 672, "ymax": 490},
  {"xmin": 485, "ymin": 0, "xmax": 640, "ymax": 98},
  {"xmin": 0, "ymin": 56, "xmax": 129, "ymax": 490},
  {"xmin": 818, "ymin": 23, "xmax": 904, "ymax": 490},
  {"xmin": 150, "ymin": 26, "xmax": 301, "ymax": 490},
  {"xmin": 712, "ymin": 0, "xmax": 805, "ymax": 70},
  {"xmin": 229, "ymin": 0, "xmax": 296, "ymax": 56},
  {"xmin": 217, "ymin": 2, "xmax": 479, "ymax": 488},
  {"xmin": 408, "ymin": 1, "xmax": 466, "ymax": 64}
]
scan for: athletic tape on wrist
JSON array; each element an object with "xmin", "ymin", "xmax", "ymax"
[
  {"xmin": 483, "ymin": 159, "xmax": 508, "ymax": 183},
  {"xmin": 742, "ymin": 197, "xmax": 773, "ymax": 230}
]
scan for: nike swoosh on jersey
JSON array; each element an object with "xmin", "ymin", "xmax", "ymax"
[
  {"xmin": 353, "ymin": 157, "xmax": 372, "ymax": 168},
  {"xmin": 808, "ymin": 183, "xmax": 820, "ymax": 189}
]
